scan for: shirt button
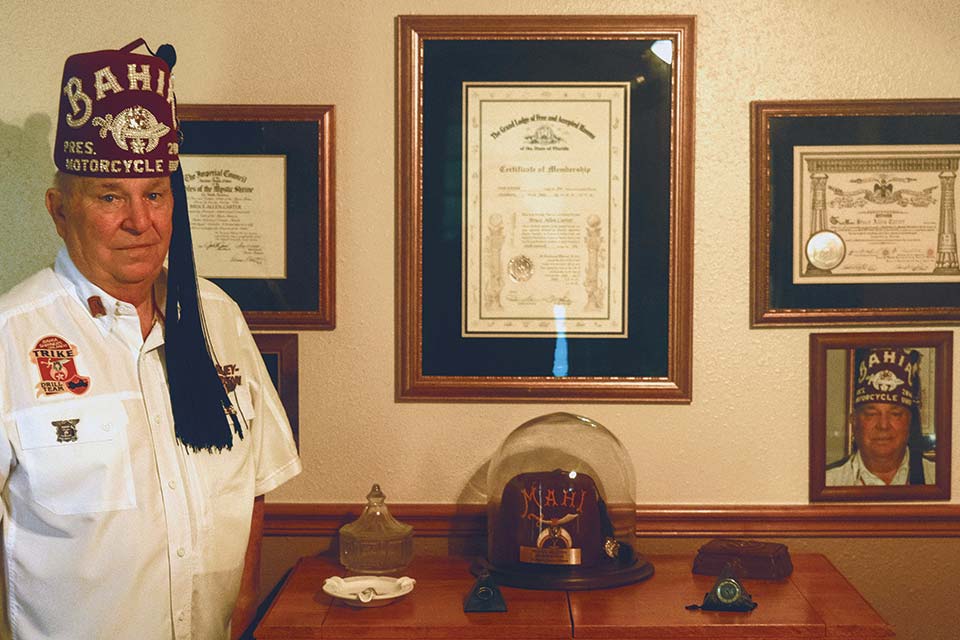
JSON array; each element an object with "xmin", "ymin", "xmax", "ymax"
[
  {"xmin": 178, "ymin": 612, "xmax": 185, "ymax": 622},
  {"xmin": 177, "ymin": 547, "xmax": 186, "ymax": 558},
  {"xmin": 102, "ymin": 423, "xmax": 112, "ymax": 432},
  {"xmin": 168, "ymin": 480, "xmax": 177, "ymax": 490}
]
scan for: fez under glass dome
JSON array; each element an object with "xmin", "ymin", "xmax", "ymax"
[{"xmin": 486, "ymin": 412, "xmax": 639, "ymax": 566}]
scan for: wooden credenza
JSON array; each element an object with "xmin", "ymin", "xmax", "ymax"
[{"xmin": 255, "ymin": 554, "xmax": 893, "ymax": 639}]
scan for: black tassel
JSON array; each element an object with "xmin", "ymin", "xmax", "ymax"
[{"xmin": 164, "ymin": 166, "xmax": 243, "ymax": 452}]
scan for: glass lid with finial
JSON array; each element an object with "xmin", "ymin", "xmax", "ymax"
[{"xmin": 338, "ymin": 484, "xmax": 413, "ymax": 574}]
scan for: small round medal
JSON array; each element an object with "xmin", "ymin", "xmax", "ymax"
[{"xmin": 805, "ymin": 230, "xmax": 846, "ymax": 271}]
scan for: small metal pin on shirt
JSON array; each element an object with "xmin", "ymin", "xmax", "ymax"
[{"xmin": 52, "ymin": 419, "xmax": 80, "ymax": 443}]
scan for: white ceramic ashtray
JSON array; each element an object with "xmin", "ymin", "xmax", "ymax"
[{"xmin": 322, "ymin": 575, "xmax": 416, "ymax": 607}]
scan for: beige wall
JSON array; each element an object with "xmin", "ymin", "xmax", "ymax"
[{"xmin": 3, "ymin": 1, "xmax": 958, "ymax": 638}]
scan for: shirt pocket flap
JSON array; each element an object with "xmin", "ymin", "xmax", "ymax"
[{"xmin": 15, "ymin": 398, "xmax": 123, "ymax": 450}]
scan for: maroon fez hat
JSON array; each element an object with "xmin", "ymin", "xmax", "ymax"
[
  {"xmin": 54, "ymin": 39, "xmax": 179, "ymax": 178},
  {"xmin": 853, "ymin": 347, "xmax": 922, "ymax": 412},
  {"xmin": 54, "ymin": 39, "xmax": 241, "ymax": 452}
]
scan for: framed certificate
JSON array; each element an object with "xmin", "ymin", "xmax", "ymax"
[
  {"xmin": 809, "ymin": 331, "xmax": 952, "ymax": 502},
  {"xmin": 397, "ymin": 15, "xmax": 695, "ymax": 401},
  {"xmin": 179, "ymin": 104, "xmax": 335, "ymax": 330},
  {"xmin": 751, "ymin": 100, "xmax": 960, "ymax": 326}
]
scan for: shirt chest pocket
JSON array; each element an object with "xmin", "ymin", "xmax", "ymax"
[{"xmin": 14, "ymin": 398, "xmax": 136, "ymax": 515}]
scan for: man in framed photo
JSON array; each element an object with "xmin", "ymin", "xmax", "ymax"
[{"xmin": 826, "ymin": 347, "xmax": 935, "ymax": 486}]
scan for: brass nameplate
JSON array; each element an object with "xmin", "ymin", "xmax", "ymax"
[{"xmin": 519, "ymin": 546, "xmax": 581, "ymax": 565}]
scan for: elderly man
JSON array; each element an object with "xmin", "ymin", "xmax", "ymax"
[
  {"xmin": 0, "ymin": 40, "xmax": 301, "ymax": 639},
  {"xmin": 826, "ymin": 347, "xmax": 934, "ymax": 486}
]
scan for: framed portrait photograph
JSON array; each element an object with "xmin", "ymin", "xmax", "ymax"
[
  {"xmin": 397, "ymin": 15, "xmax": 695, "ymax": 402},
  {"xmin": 751, "ymin": 99, "xmax": 960, "ymax": 326},
  {"xmin": 179, "ymin": 104, "xmax": 335, "ymax": 330},
  {"xmin": 809, "ymin": 331, "xmax": 952, "ymax": 502},
  {"xmin": 252, "ymin": 333, "xmax": 299, "ymax": 449}
]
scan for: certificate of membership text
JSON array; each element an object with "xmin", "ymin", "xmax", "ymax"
[{"xmin": 462, "ymin": 83, "xmax": 630, "ymax": 337}]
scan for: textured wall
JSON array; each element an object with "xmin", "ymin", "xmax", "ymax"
[{"xmin": 3, "ymin": 2, "xmax": 959, "ymax": 638}]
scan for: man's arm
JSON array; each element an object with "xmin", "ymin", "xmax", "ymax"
[{"xmin": 231, "ymin": 494, "xmax": 265, "ymax": 640}]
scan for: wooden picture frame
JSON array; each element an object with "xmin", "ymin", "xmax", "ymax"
[
  {"xmin": 751, "ymin": 99, "xmax": 960, "ymax": 327},
  {"xmin": 397, "ymin": 15, "xmax": 695, "ymax": 402},
  {"xmin": 809, "ymin": 331, "xmax": 952, "ymax": 502},
  {"xmin": 179, "ymin": 104, "xmax": 335, "ymax": 330},
  {"xmin": 253, "ymin": 333, "xmax": 299, "ymax": 449}
]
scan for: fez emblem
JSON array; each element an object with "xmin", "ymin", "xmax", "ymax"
[
  {"xmin": 93, "ymin": 105, "xmax": 170, "ymax": 154},
  {"xmin": 867, "ymin": 370, "xmax": 905, "ymax": 392},
  {"xmin": 52, "ymin": 419, "xmax": 80, "ymax": 444},
  {"xmin": 535, "ymin": 513, "xmax": 579, "ymax": 549},
  {"xmin": 30, "ymin": 335, "xmax": 91, "ymax": 397}
]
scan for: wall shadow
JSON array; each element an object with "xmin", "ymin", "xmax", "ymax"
[{"xmin": 0, "ymin": 114, "xmax": 61, "ymax": 294}]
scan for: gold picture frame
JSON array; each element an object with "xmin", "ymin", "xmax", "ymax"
[
  {"xmin": 396, "ymin": 15, "xmax": 696, "ymax": 402},
  {"xmin": 751, "ymin": 99, "xmax": 960, "ymax": 327}
]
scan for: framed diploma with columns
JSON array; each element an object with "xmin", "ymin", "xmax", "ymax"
[
  {"xmin": 396, "ymin": 15, "xmax": 695, "ymax": 402},
  {"xmin": 751, "ymin": 100, "xmax": 960, "ymax": 327}
]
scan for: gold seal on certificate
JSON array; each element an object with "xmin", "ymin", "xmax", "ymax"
[
  {"xmin": 805, "ymin": 230, "xmax": 845, "ymax": 271},
  {"xmin": 507, "ymin": 255, "xmax": 534, "ymax": 282}
]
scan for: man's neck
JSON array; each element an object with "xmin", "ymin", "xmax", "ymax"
[
  {"xmin": 134, "ymin": 293, "xmax": 158, "ymax": 339},
  {"xmin": 861, "ymin": 450, "xmax": 907, "ymax": 485}
]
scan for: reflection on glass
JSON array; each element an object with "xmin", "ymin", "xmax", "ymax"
[
  {"xmin": 553, "ymin": 304, "xmax": 568, "ymax": 377},
  {"xmin": 651, "ymin": 40, "xmax": 674, "ymax": 65}
]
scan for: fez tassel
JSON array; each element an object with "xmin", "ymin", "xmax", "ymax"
[{"xmin": 164, "ymin": 164, "xmax": 243, "ymax": 452}]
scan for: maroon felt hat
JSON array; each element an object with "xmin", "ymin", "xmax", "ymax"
[
  {"xmin": 54, "ymin": 39, "xmax": 179, "ymax": 178},
  {"xmin": 854, "ymin": 347, "xmax": 922, "ymax": 410}
]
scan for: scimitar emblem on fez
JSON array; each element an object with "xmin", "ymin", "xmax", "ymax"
[{"xmin": 535, "ymin": 513, "xmax": 580, "ymax": 548}]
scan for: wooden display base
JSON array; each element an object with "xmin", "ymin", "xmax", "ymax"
[{"xmin": 471, "ymin": 554, "xmax": 655, "ymax": 590}]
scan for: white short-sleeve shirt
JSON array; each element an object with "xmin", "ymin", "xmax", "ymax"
[
  {"xmin": 0, "ymin": 249, "xmax": 302, "ymax": 640},
  {"xmin": 825, "ymin": 448, "xmax": 935, "ymax": 486}
]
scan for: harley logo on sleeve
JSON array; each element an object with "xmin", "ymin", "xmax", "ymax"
[
  {"xmin": 30, "ymin": 335, "xmax": 91, "ymax": 397},
  {"xmin": 216, "ymin": 363, "xmax": 241, "ymax": 393}
]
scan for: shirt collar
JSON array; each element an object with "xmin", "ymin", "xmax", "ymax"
[
  {"xmin": 850, "ymin": 448, "xmax": 911, "ymax": 486},
  {"xmin": 53, "ymin": 248, "xmax": 154, "ymax": 340}
]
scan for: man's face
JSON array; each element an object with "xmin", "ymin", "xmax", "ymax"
[
  {"xmin": 853, "ymin": 401, "xmax": 912, "ymax": 464},
  {"xmin": 46, "ymin": 176, "xmax": 173, "ymax": 298}
]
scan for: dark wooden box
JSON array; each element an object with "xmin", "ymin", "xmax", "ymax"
[{"xmin": 692, "ymin": 538, "xmax": 793, "ymax": 580}]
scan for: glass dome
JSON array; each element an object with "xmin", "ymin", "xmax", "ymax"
[{"xmin": 482, "ymin": 412, "xmax": 650, "ymax": 589}]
